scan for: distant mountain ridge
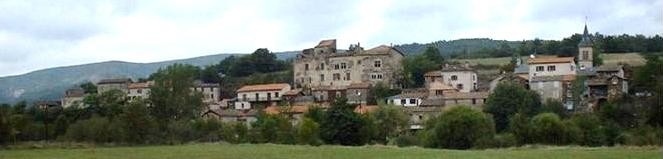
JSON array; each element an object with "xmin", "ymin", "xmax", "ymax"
[
  {"xmin": 0, "ymin": 38, "xmax": 523, "ymax": 104},
  {"xmin": 0, "ymin": 51, "xmax": 299, "ymax": 104}
]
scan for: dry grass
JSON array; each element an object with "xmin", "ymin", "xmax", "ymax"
[{"xmin": 452, "ymin": 53, "xmax": 653, "ymax": 67}]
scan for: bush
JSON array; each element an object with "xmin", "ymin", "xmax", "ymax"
[
  {"xmin": 64, "ymin": 116, "xmax": 123, "ymax": 143},
  {"xmin": 508, "ymin": 113, "xmax": 531, "ymax": 145},
  {"xmin": 296, "ymin": 118, "xmax": 322, "ymax": 146},
  {"xmin": 530, "ymin": 113, "xmax": 564, "ymax": 145},
  {"xmin": 618, "ymin": 126, "xmax": 663, "ymax": 146},
  {"xmin": 320, "ymin": 98, "xmax": 370, "ymax": 146},
  {"xmin": 569, "ymin": 114, "xmax": 607, "ymax": 146},
  {"xmin": 473, "ymin": 133, "xmax": 517, "ymax": 149},
  {"xmin": 164, "ymin": 120, "xmax": 197, "ymax": 144},
  {"xmin": 393, "ymin": 134, "xmax": 420, "ymax": 147},
  {"xmin": 424, "ymin": 106, "xmax": 495, "ymax": 149}
]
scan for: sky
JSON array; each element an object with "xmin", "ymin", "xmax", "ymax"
[{"xmin": 0, "ymin": 0, "xmax": 661, "ymax": 77}]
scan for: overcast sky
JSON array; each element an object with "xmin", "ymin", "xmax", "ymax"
[{"xmin": 0, "ymin": 0, "xmax": 661, "ymax": 77}]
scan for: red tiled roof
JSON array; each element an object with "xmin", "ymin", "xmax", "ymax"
[
  {"xmin": 527, "ymin": 56, "xmax": 574, "ymax": 64},
  {"xmin": 264, "ymin": 105, "xmax": 309, "ymax": 115},
  {"xmin": 354, "ymin": 105, "xmax": 379, "ymax": 114}
]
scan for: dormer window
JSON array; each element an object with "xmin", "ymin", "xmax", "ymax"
[{"xmin": 547, "ymin": 65, "xmax": 556, "ymax": 71}]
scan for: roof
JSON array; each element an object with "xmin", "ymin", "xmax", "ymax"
[
  {"xmin": 443, "ymin": 92, "xmax": 489, "ymax": 99},
  {"xmin": 347, "ymin": 82, "xmax": 371, "ymax": 89},
  {"xmin": 403, "ymin": 106, "xmax": 442, "ymax": 113},
  {"xmin": 316, "ymin": 39, "xmax": 336, "ymax": 48},
  {"xmin": 128, "ymin": 82, "xmax": 153, "ymax": 89},
  {"xmin": 237, "ymin": 83, "xmax": 290, "ymax": 92},
  {"xmin": 587, "ymin": 75, "xmax": 625, "ymax": 86},
  {"xmin": 578, "ymin": 24, "xmax": 593, "ymax": 47},
  {"xmin": 420, "ymin": 97, "xmax": 445, "ymax": 106},
  {"xmin": 530, "ymin": 75, "xmax": 576, "ymax": 82},
  {"xmin": 97, "ymin": 78, "xmax": 132, "ymax": 85},
  {"xmin": 424, "ymin": 71, "xmax": 442, "ymax": 77},
  {"xmin": 64, "ymin": 88, "xmax": 85, "ymax": 97},
  {"xmin": 440, "ymin": 64, "xmax": 475, "ymax": 72},
  {"xmin": 264, "ymin": 105, "xmax": 309, "ymax": 115},
  {"xmin": 283, "ymin": 89, "xmax": 302, "ymax": 96},
  {"xmin": 392, "ymin": 89, "xmax": 428, "ymax": 99},
  {"xmin": 527, "ymin": 56, "xmax": 574, "ymax": 64},
  {"xmin": 365, "ymin": 45, "xmax": 405, "ymax": 56},
  {"xmin": 216, "ymin": 109, "xmax": 258, "ymax": 117},
  {"xmin": 194, "ymin": 81, "xmax": 220, "ymax": 87},
  {"xmin": 596, "ymin": 65, "xmax": 623, "ymax": 72},
  {"xmin": 429, "ymin": 81, "xmax": 457, "ymax": 90},
  {"xmin": 354, "ymin": 105, "xmax": 379, "ymax": 114},
  {"xmin": 514, "ymin": 64, "xmax": 529, "ymax": 74}
]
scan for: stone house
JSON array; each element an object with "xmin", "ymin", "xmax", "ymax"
[
  {"xmin": 97, "ymin": 78, "xmax": 132, "ymax": 94},
  {"xmin": 442, "ymin": 92, "xmax": 490, "ymax": 108},
  {"xmin": 438, "ymin": 64, "xmax": 479, "ymax": 92},
  {"xmin": 62, "ymin": 88, "xmax": 85, "ymax": 108},
  {"xmin": 528, "ymin": 56, "xmax": 577, "ymax": 79},
  {"xmin": 128, "ymin": 81, "xmax": 152, "ymax": 100},
  {"xmin": 192, "ymin": 81, "xmax": 221, "ymax": 106},
  {"xmin": 293, "ymin": 39, "xmax": 404, "ymax": 92},
  {"xmin": 264, "ymin": 105, "xmax": 310, "ymax": 125},
  {"xmin": 202, "ymin": 109, "xmax": 258, "ymax": 127},
  {"xmin": 346, "ymin": 83, "xmax": 371, "ymax": 105},
  {"xmin": 387, "ymin": 88, "xmax": 427, "ymax": 107}
]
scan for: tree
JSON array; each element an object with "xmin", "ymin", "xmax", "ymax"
[
  {"xmin": 79, "ymin": 82, "xmax": 97, "ymax": 94},
  {"xmin": 422, "ymin": 45, "xmax": 445, "ymax": 64},
  {"xmin": 542, "ymin": 99, "xmax": 567, "ymax": 118},
  {"xmin": 402, "ymin": 54, "xmax": 439, "ymax": 88},
  {"xmin": 320, "ymin": 97, "xmax": 369, "ymax": 146},
  {"xmin": 304, "ymin": 105, "xmax": 325, "ymax": 123},
  {"xmin": 530, "ymin": 113, "xmax": 571, "ymax": 145},
  {"xmin": 119, "ymin": 99, "xmax": 157, "ymax": 144},
  {"xmin": 0, "ymin": 104, "xmax": 11, "ymax": 144},
  {"xmin": 149, "ymin": 63, "xmax": 204, "ymax": 125},
  {"xmin": 369, "ymin": 105, "xmax": 408, "ymax": 144},
  {"xmin": 569, "ymin": 114, "xmax": 607, "ymax": 146},
  {"xmin": 424, "ymin": 106, "xmax": 495, "ymax": 149},
  {"xmin": 296, "ymin": 118, "xmax": 322, "ymax": 146},
  {"xmin": 508, "ymin": 113, "xmax": 531, "ymax": 145},
  {"xmin": 95, "ymin": 89, "xmax": 127, "ymax": 118},
  {"xmin": 367, "ymin": 82, "xmax": 400, "ymax": 105},
  {"xmin": 484, "ymin": 82, "xmax": 542, "ymax": 132}
]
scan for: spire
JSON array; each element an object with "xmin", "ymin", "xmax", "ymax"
[{"xmin": 578, "ymin": 21, "xmax": 593, "ymax": 47}]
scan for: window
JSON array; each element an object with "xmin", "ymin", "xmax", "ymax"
[
  {"xmin": 472, "ymin": 99, "xmax": 477, "ymax": 104},
  {"xmin": 345, "ymin": 73, "xmax": 351, "ymax": 81},
  {"xmin": 547, "ymin": 65, "xmax": 556, "ymax": 71},
  {"xmin": 275, "ymin": 92, "xmax": 279, "ymax": 98},
  {"xmin": 137, "ymin": 89, "xmax": 142, "ymax": 94},
  {"xmin": 267, "ymin": 93, "xmax": 271, "ymax": 99},
  {"xmin": 320, "ymin": 74, "xmax": 325, "ymax": 81},
  {"xmin": 374, "ymin": 60, "xmax": 382, "ymax": 67},
  {"xmin": 320, "ymin": 63, "xmax": 325, "ymax": 70},
  {"xmin": 536, "ymin": 66, "xmax": 544, "ymax": 72},
  {"xmin": 255, "ymin": 93, "xmax": 259, "ymax": 100},
  {"xmin": 333, "ymin": 73, "xmax": 341, "ymax": 80},
  {"xmin": 582, "ymin": 51, "xmax": 589, "ymax": 60},
  {"xmin": 357, "ymin": 60, "xmax": 361, "ymax": 64},
  {"xmin": 451, "ymin": 75, "xmax": 458, "ymax": 81},
  {"xmin": 305, "ymin": 64, "xmax": 309, "ymax": 71},
  {"xmin": 457, "ymin": 84, "xmax": 463, "ymax": 90},
  {"xmin": 473, "ymin": 83, "xmax": 477, "ymax": 90},
  {"xmin": 372, "ymin": 73, "xmax": 383, "ymax": 80},
  {"xmin": 409, "ymin": 99, "xmax": 416, "ymax": 104},
  {"xmin": 334, "ymin": 64, "xmax": 340, "ymax": 70},
  {"xmin": 341, "ymin": 63, "xmax": 347, "ymax": 69},
  {"xmin": 243, "ymin": 94, "xmax": 247, "ymax": 101},
  {"xmin": 472, "ymin": 75, "xmax": 476, "ymax": 81},
  {"xmin": 401, "ymin": 99, "xmax": 406, "ymax": 105}
]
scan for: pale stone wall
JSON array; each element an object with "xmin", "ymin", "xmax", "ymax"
[
  {"xmin": 441, "ymin": 71, "xmax": 477, "ymax": 92},
  {"xmin": 578, "ymin": 47, "xmax": 593, "ymax": 69},
  {"xmin": 530, "ymin": 80, "xmax": 565, "ymax": 101},
  {"xmin": 529, "ymin": 63, "xmax": 576, "ymax": 78}
]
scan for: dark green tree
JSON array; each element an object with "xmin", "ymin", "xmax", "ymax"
[
  {"xmin": 149, "ymin": 63, "xmax": 204, "ymax": 125},
  {"xmin": 79, "ymin": 82, "xmax": 97, "ymax": 94},
  {"xmin": 424, "ymin": 106, "xmax": 495, "ymax": 149},
  {"xmin": 484, "ymin": 82, "xmax": 542, "ymax": 132},
  {"xmin": 369, "ymin": 105, "xmax": 408, "ymax": 144},
  {"xmin": 119, "ymin": 99, "xmax": 157, "ymax": 144},
  {"xmin": 422, "ymin": 45, "xmax": 445, "ymax": 64},
  {"xmin": 320, "ymin": 97, "xmax": 369, "ymax": 146}
]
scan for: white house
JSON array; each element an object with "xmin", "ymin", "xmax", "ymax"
[{"xmin": 235, "ymin": 83, "xmax": 291, "ymax": 109}]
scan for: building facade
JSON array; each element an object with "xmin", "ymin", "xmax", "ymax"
[
  {"xmin": 293, "ymin": 39, "xmax": 404, "ymax": 91},
  {"xmin": 235, "ymin": 83, "xmax": 292, "ymax": 109},
  {"xmin": 97, "ymin": 78, "xmax": 132, "ymax": 94}
]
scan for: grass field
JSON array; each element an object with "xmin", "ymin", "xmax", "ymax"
[
  {"xmin": 452, "ymin": 53, "xmax": 653, "ymax": 67},
  {"xmin": 1, "ymin": 143, "xmax": 660, "ymax": 159}
]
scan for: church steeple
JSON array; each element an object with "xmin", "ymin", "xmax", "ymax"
[
  {"xmin": 579, "ymin": 24, "xmax": 593, "ymax": 47},
  {"xmin": 578, "ymin": 23, "xmax": 594, "ymax": 69}
]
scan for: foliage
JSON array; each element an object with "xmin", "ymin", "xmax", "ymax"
[
  {"xmin": 569, "ymin": 114, "xmax": 607, "ymax": 146},
  {"xmin": 484, "ymin": 82, "xmax": 542, "ymax": 132},
  {"xmin": 296, "ymin": 118, "xmax": 322, "ymax": 146},
  {"xmin": 542, "ymin": 99, "xmax": 567, "ymax": 118},
  {"xmin": 424, "ymin": 106, "xmax": 495, "ymax": 149},
  {"xmin": 79, "ymin": 82, "xmax": 97, "ymax": 94},
  {"xmin": 508, "ymin": 113, "xmax": 531, "ymax": 145},
  {"xmin": 393, "ymin": 134, "xmax": 420, "ymax": 147},
  {"xmin": 251, "ymin": 114, "xmax": 295, "ymax": 144},
  {"xmin": 618, "ymin": 126, "xmax": 663, "ymax": 146},
  {"xmin": 320, "ymin": 97, "xmax": 369, "ymax": 146},
  {"xmin": 118, "ymin": 100, "xmax": 158, "ymax": 144},
  {"xmin": 304, "ymin": 105, "xmax": 325, "ymax": 123},
  {"xmin": 149, "ymin": 63, "xmax": 204, "ymax": 125},
  {"xmin": 369, "ymin": 105, "xmax": 408, "ymax": 144},
  {"xmin": 473, "ymin": 133, "xmax": 517, "ymax": 149},
  {"xmin": 367, "ymin": 82, "xmax": 401, "ymax": 105},
  {"xmin": 422, "ymin": 45, "xmax": 445, "ymax": 64},
  {"xmin": 402, "ymin": 53, "xmax": 439, "ymax": 88},
  {"xmin": 529, "ymin": 113, "xmax": 575, "ymax": 145}
]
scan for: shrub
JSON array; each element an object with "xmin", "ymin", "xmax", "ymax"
[
  {"xmin": 296, "ymin": 118, "xmax": 322, "ymax": 146},
  {"xmin": 508, "ymin": 113, "xmax": 531, "ymax": 145},
  {"xmin": 530, "ymin": 113, "xmax": 566, "ymax": 145},
  {"xmin": 569, "ymin": 114, "xmax": 607, "ymax": 146},
  {"xmin": 320, "ymin": 98, "xmax": 369, "ymax": 146},
  {"xmin": 473, "ymin": 133, "xmax": 517, "ymax": 149},
  {"xmin": 424, "ymin": 106, "xmax": 495, "ymax": 149},
  {"xmin": 619, "ymin": 126, "xmax": 663, "ymax": 146},
  {"xmin": 393, "ymin": 134, "xmax": 420, "ymax": 147}
]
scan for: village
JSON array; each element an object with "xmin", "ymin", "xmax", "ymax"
[{"xmin": 52, "ymin": 24, "xmax": 632, "ymax": 132}]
